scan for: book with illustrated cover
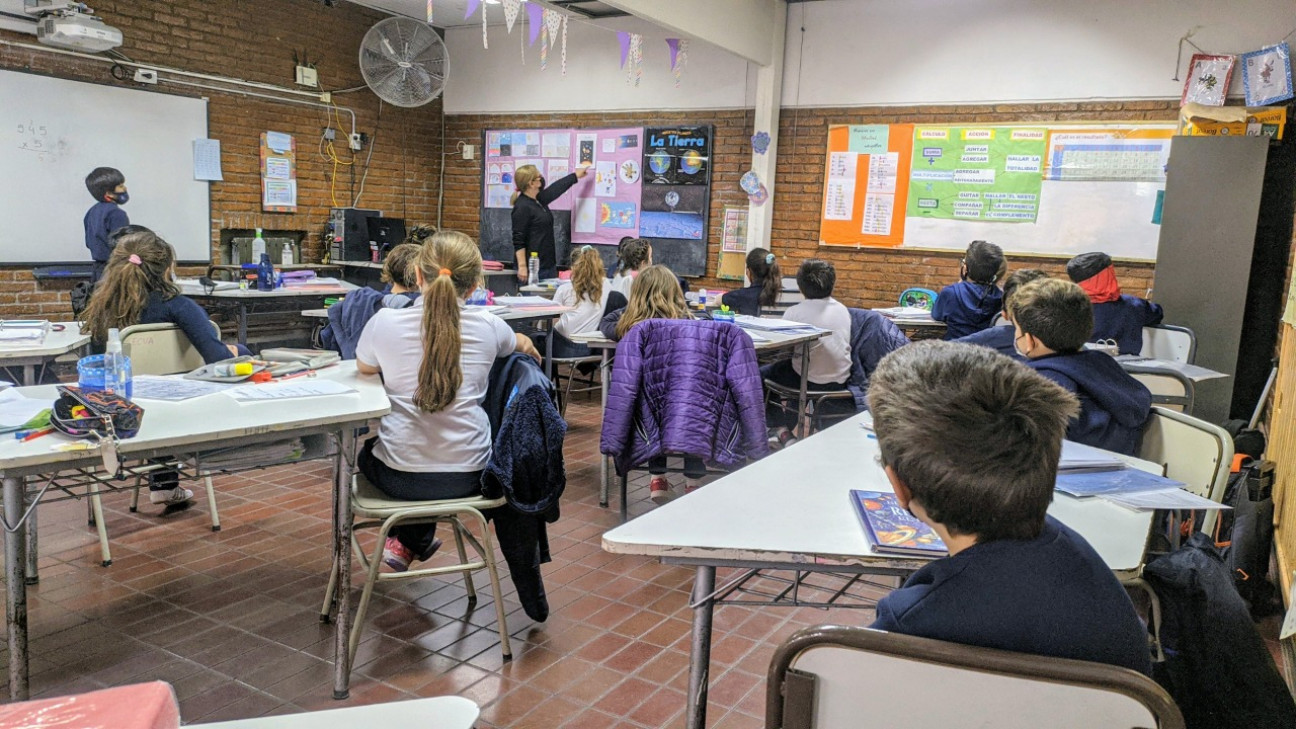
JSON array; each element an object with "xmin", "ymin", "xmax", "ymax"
[{"xmin": 851, "ymin": 490, "xmax": 947, "ymax": 558}]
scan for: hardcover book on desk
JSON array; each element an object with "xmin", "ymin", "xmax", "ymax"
[{"xmin": 851, "ymin": 490, "xmax": 947, "ymax": 558}]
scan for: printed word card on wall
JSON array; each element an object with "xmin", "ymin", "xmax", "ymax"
[{"xmin": 260, "ymin": 131, "xmax": 297, "ymax": 213}]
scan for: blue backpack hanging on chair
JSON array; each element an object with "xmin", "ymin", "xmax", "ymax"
[{"xmin": 899, "ymin": 287, "xmax": 937, "ymax": 309}]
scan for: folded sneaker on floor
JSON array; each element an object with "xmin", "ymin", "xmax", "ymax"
[{"xmin": 149, "ymin": 486, "xmax": 194, "ymax": 506}]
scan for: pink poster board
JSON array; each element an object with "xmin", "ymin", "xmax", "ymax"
[{"xmin": 483, "ymin": 128, "xmax": 581, "ymax": 211}]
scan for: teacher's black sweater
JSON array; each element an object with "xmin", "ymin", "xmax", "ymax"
[{"xmin": 511, "ymin": 173, "xmax": 580, "ymax": 274}]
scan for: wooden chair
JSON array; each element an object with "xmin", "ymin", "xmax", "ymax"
[
  {"xmin": 319, "ymin": 473, "xmax": 512, "ymax": 669},
  {"xmin": 766, "ymin": 625, "xmax": 1184, "ymax": 729}
]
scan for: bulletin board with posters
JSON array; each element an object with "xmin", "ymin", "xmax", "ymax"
[
  {"xmin": 480, "ymin": 125, "xmax": 711, "ymax": 276},
  {"xmin": 816, "ymin": 122, "xmax": 1177, "ymax": 261}
]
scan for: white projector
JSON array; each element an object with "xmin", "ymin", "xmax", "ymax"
[{"xmin": 37, "ymin": 12, "xmax": 122, "ymax": 52}]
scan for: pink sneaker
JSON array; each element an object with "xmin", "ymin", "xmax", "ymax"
[
  {"xmin": 382, "ymin": 537, "xmax": 415, "ymax": 572},
  {"xmin": 649, "ymin": 476, "xmax": 672, "ymax": 504}
]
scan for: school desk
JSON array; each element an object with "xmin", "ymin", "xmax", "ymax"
[
  {"xmin": 602, "ymin": 411, "xmax": 1161, "ymax": 729},
  {"xmin": 335, "ymin": 260, "xmax": 520, "ymax": 295},
  {"xmin": 178, "ymin": 280, "xmax": 358, "ymax": 346},
  {"xmin": 189, "ymin": 696, "xmax": 479, "ymax": 729},
  {"xmin": 300, "ymin": 304, "xmax": 574, "ymax": 325},
  {"xmin": 0, "ymin": 362, "xmax": 390, "ymax": 701},
  {"xmin": 0, "ymin": 324, "xmax": 91, "ymax": 386},
  {"xmin": 871, "ymin": 307, "xmax": 947, "ymax": 340},
  {"xmin": 569, "ymin": 324, "xmax": 830, "ymax": 514}
]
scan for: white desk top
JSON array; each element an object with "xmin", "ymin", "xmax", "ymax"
[
  {"xmin": 0, "ymin": 325, "xmax": 91, "ymax": 360},
  {"xmin": 570, "ymin": 324, "xmax": 828, "ymax": 353},
  {"xmin": 336, "ymin": 260, "xmax": 516, "ymax": 277},
  {"xmin": 0, "ymin": 362, "xmax": 390, "ymax": 474},
  {"xmin": 603, "ymin": 412, "xmax": 1156, "ymax": 577},
  {"xmin": 1116, "ymin": 356, "xmax": 1227, "ymax": 383},
  {"xmin": 300, "ymin": 306, "xmax": 572, "ymax": 322},
  {"xmin": 178, "ymin": 280, "xmax": 357, "ymax": 299},
  {"xmin": 190, "ymin": 696, "xmax": 479, "ymax": 729}
]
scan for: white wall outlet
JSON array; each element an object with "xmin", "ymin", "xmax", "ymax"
[
  {"xmin": 295, "ymin": 65, "xmax": 318, "ymax": 88},
  {"xmin": 462, "ymin": 144, "xmax": 475, "ymax": 160},
  {"xmin": 133, "ymin": 68, "xmax": 158, "ymax": 84},
  {"xmin": 348, "ymin": 133, "xmax": 363, "ymax": 151}
]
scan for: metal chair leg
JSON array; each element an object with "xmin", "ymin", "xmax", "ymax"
[
  {"xmin": 204, "ymin": 475, "xmax": 220, "ymax": 532},
  {"xmin": 89, "ymin": 483, "xmax": 111, "ymax": 567},
  {"xmin": 451, "ymin": 521, "xmax": 476, "ymax": 601},
  {"xmin": 320, "ymin": 552, "xmax": 339, "ymax": 623}
]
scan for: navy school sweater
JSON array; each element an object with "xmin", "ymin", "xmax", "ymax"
[
  {"xmin": 92, "ymin": 291, "xmax": 229, "ymax": 365},
  {"xmin": 1091, "ymin": 295, "xmax": 1164, "ymax": 355},
  {"xmin": 1027, "ymin": 350, "xmax": 1152, "ymax": 456},
  {"xmin": 871, "ymin": 515, "xmax": 1152, "ymax": 676},
  {"xmin": 932, "ymin": 280, "xmax": 1003, "ymax": 340},
  {"xmin": 83, "ymin": 201, "xmax": 128, "ymax": 263},
  {"xmin": 953, "ymin": 323, "xmax": 1018, "ymax": 358}
]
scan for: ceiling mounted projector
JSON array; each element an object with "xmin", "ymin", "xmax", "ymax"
[{"xmin": 23, "ymin": 1, "xmax": 122, "ymax": 52}]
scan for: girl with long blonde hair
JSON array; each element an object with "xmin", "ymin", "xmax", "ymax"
[
  {"xmin": 355, "ymin": 230, "xmax": 540, "ymax": 571},
  {"xmin": 549, "ymin": 246, "xmax": 621, "ymax": 359}
]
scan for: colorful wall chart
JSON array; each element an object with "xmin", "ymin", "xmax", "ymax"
[
  {"xmin": 818, "ymin": 124, "xmax": 914, "ymax": 247},
  {"xmin": 1043, "ymin": 127, "xmax": 1173, "ymax": 182},
  {"xmin": 483, "ymin": 128, "xmax": 578, "ymax": 211},
  {"xmin": 906, "ymin": 126, "xmax": 1047, "ymax": 223},
  {"xmin": 640, "ymin": 126, "xmax": 711, "ymax": 241}
]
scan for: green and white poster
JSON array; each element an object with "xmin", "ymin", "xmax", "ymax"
[{"xmin": 906, "ymin": 127, "xmax": 1047, "ymax": 222}]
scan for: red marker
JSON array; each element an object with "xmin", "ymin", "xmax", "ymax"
[{"xmin": 20, "ymin": 428, "xmax": 54, "ymax": 443}]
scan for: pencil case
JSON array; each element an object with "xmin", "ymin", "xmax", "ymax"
[
  {"xmin": 51, "ymin": 386, "xmax": 144, "ymax": 440},
  {"xmin": 185, "ymin": 356, "xmax": 268, "ymax": 383}
]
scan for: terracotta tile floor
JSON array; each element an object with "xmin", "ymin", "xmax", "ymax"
[{"xmin": 0, "ymin": 393, "xmax": 872, "ymax": 726}]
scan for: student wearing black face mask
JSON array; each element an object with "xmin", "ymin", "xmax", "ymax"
[
  {"xmin": 510, "ymin": 163, "xmax": 589, "ymax": 281},
  {"xmin": 83, "ymin": 166, "xmax": 130, "ymax": 284}
]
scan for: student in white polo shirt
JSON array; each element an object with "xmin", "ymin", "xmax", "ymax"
[{"xmin": 355, "ymin": 230, "xmax": 540, "ymax": 572}]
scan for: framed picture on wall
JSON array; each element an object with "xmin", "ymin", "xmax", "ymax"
[
  {"xmin": 1181, "ymin": 53, "xmax": 1235, "ymax": 107},
  {"xmin": 1241, "ymin": 42, "xmax": 1294, "ymax": 107}
]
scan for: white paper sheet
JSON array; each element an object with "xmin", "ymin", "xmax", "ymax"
[
  {"xmin": 263, "ymin": 180, "xmax": 297, "ymax": 207},
  {"xmin": 226, "ymin": 379, "xmax": 356, "ymax": 402},
  {"xmin": 193, "ymin": 139, "xmax": 223, "ymax": 181},
  {"xmin": 0, "ymin": 389, "xmax": 52, "ymax": 428},
  {"xmin": 265, "ymin": 131, "xmax": 292, "ymax": 153},
  {"xmin": 264, "ymin": 157, "xmax": 291, "ymax": 180},
  {"xmin": 867, "ymin": 152, "xmax": 899, "ymax": 193},
  {"xmin": 1104, "ymin": 488, "xmax": 1231, "ymax": 511},
  {"xmin": 494, "ymin": 296, "xmax": 558, "ymax": 306},
  {"xmin": 861, "ymin": 194, "xmax": 895, "ymax": 235},
  {"xmin": 131, "ymin": 376, "xmax": 231, "ymax": 402},
  {"xmin": 828, "ymin": 151, "xmax": 857, "ymax": 180},
  {"xmin": 823, "ymin": 180, "xmax": 855, "ymax": 221},
  {"xmin": 547, "ymin": 160, "xmax": 571, "ymax": 180},
  {"xmin": 594, "ymin": 161, "xmax": 617, "ymax": 197},
  {"xmin": 574, "ymin": 198, "xmax": 597, "ymax": 233}
]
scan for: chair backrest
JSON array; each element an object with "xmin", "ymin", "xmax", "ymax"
[
  {"xmin": 1142, "ymin": 325, "xmax": 1195, "ymax": 364},
  {"xmin": 120, "ymin": 322, "xmax": 222, "ymax": 376},
  {"xmin": 1137, "ymin": 406, "xmax": 1234, "ymax": 532},
  {"xmin": 767, "ymin": 625, "xmax": 1183, "ymax": 729},
  {"xmin": 1125, "ymin": 366, "xmax": 1195, "ymax": 414}
]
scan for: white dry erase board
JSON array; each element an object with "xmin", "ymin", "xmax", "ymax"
[
  {"xmin": 0, "ymin": 69, "xmax": 211, "ymax": 264},
  {"xmin": 818, "ymin": 122, "xmax": 1176, "ymax": 261}
]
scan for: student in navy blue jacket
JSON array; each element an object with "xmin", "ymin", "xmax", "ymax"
[
  {"xmin": 1067, "ymin": 252, "xmax": 1163, "ymax": 355},
  {"xmin": 719, "ymin": 248, "xmax": 781, "ymax": 316},
  {"xmin": 931, "ymin": 240, "xmax": 1005, "ymax": 339},
  {"xmin": 79, "ymin": 229, "xmax": 247, "ymax": 506},
  {"xmin": 866, "ymin": 341, "xmax": 1152, "ymax": 676},
  {"xmin": 1010, "ymin": 278, "xmax": 1152, "ymax": 456},
  {"xmin": 322, "ymin": 243, "xmax": 421, "ymax": 359},
  {"xmin": 83, "ymin": 167, "xmax": 130, "ymax": 283},
  {"xmin": 953, "ymin": 268, "xmax": 1047, "ymax": 357}
]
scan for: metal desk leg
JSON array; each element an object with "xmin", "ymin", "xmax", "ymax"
[
  {"xmin": 599, "ymin": 348, "xmax": 612, "ymax": 508},
  {"xmin": 5, "ymin": 475, "xmax": 30, "ymax": 701},
  {"xmin": 686, "ymin": 565, "xmax": 716, "ymax": 729},
  {"xmin": 237, "ymin": 302, "xmax": 249, "ymax": 347},
  {"xmin": 24, "ymin": 496, "xmax": 37, "ymax": 585},
  {"xmin": 331, "ymin": 432, "xmax": 355, "ymax": 700},
  {"xmin": 796, "ymin": 344, "xmax": 811, "ymax": 440},
  {"xmin": 21, "ymin": 364, "xmax": 35, "ymax": 387}
]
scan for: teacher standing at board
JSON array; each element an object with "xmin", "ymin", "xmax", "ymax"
[{"xmin": 511, "ymin": 164, "xmax": 588, "ymax": 282}]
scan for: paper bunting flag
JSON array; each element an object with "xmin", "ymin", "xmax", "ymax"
[
  {"xmin": 545, "ymin": 9, "xmax": 563, "ymax": 46},
  {"xmin": 561, "ymin": 15, "xmax": 569, "ymax": 76},
  {"xmin": 502, "ymin": 0, "xmax": 520, "ymax": 34},
  {"xmin": 426, "ymin": 0, "xmax": 433, "ymax": 24},
  {"xmin": 481, "ymin": 1, "xmax": 487, "ymax": 49},
  {"xmin": 464, "ymin": 0, "xmax": 479, "ymax": 19},
  {"xmin": 527, "ymin": 3, "xmax": 543, "ymax": 46},
  {"xmin": 540, "ymin": 22, "xmax": 549, "ymax": 69},
  {"xmin": 617, "ymin": 31, "xmax": 631, "ymax": 68},
  {"xmin": 667, "ymin": 38, "xmax": 688, "ymax": 87},
  {"xmin": 628, "ymin": 33, "xmax": 643, "ymax": 86}
]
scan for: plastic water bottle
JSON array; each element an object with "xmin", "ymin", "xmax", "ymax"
[
  {"xmin": 281, "ymin": 241, "xmax": 294, "ymax": 267},
  {"xmin": 104, "ymin": 328, "xmax": 131, "ymax": 399},
  {"xmin": 251, "ymin": 227, "xmax": 266, "ymax": 260},
  {"xmin": 257, "ymin": 253, "xmax": 275, "ymax": 291},
  {"xmin": 527, "ymin": 252, "xmax": 540, "ymax": 286},
  {"xmin": 698, "ymin": 288, "xmax": 708, "ymax": 309}
]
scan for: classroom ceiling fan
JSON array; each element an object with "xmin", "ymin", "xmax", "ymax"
[{"xmin": 359, "ymin": 16, "xmax": 448, "ymax": 107}]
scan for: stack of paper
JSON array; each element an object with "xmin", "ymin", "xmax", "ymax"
[
  {"xmin": 0, "ymin": 389, "xmax": 52, "ymax": 431},
  {"xmin": 731, "ymin": 315, "xmax": 821, "ymax": 333},
  {"xmin": 873, "ymin": 306, "xmax": 933, "ymax": 320},
  {"xmin": 1058, "ymin": 440, "xmax": 1126, "ymax": 473},
  {"xmin": 131, "ymin": 376, "xmax": 231, "ymax": 402},
  {"xmin": 495, "ymin": 296, "xmax": 557, "ymax": 307},
  {"xmin": 194, "ymin": 438, "xmax": 306, "ymax": 471},
  {"xmin": 0, "ymin": 320, "xmax": 49, "ymax": 344},
  {"xmin": 1055, "ymin": 468, "xmax": 1183, "ymax": 498},
  {"xmin": 225, "ymin": 379, "xmax": 356, "ymax": 402}
]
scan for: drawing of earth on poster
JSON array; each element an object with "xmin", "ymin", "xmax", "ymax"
[
  {"xmin": 643, "ymin": 126, "xmax": 711, "ymax": 185},
  {"xmin": 906, "ymin": 127, "xmax": 1046, "ymax": 222}
]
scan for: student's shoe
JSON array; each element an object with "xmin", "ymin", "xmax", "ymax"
[
  {"xmin": 773, "ymin": 428, "xmax": 798, "ymax": 449},
  {"xmin": 684, "ymin": 478, "xmax": 702, "ymax": 494},
  {"xmin": 149, "ymin": 486, "xmax": 194, "ymax": 506},
  {"xmin": 649, "ymin": 476, "xmax": 672, "ymax": 504},
  {"xmin": 383, "ymin": 537, "xmax": 442, "ymax": 573}
]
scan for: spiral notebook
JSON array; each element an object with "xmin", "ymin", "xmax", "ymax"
[{"xmin": 851, "ymin": 490, "xmax": 947, "ymax": 558}]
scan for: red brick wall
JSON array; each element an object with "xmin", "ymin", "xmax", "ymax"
[
  {"xmin": 0, "ymin": 0, "xmax": 443, "ymax": 318},
  {"xmin": 444, "ymin": 101, "xmax": 1176, "ymax": 308}
]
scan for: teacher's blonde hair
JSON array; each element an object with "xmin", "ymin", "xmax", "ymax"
[{"xmin": 511, "ymin": 164, "xmax": 541, "ymax": 205}]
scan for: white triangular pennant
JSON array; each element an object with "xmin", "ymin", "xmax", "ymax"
[
  {"xmin": 502, "ymin": 0, "xmax": 520, "ymax": 33},
  {"xmin": 561, "ymin": 15, "xmax": 568, "ymax": 76}
]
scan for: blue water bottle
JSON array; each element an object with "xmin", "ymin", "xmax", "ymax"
[{"xmin": 257, "ymin": 253, "xmax": 275, "ymax": 291}]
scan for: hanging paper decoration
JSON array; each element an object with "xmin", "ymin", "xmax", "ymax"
[
  {"xmin": 739, "ymin": 170, "xmax": 762, "ymax": 195},
  {"xmin": 617, "ymin": 31, "xmax": 631, "ymax": 69},
  {"xmin": 481, "ymin": 1, "xmax": 488, "ymax": 49},
  {"xmin": 749, "ymin": 183, "xmax": 769, "ymax": 206},
  {"xmin": 751, "ymin": 131, "xmax": 771, "ymax": 155},
  {"xmin": 527, "ymin": 3, "xmax": 543, "ymax": 46},
  {"xmin": 666, "ymin": 38, "xmax": 688, "ymax": 87},
  {"xmin": 628, "ymin": 33, "xmax": 643, "ymax": 86},
  {"xmin": 540, "ymin": 9, "xmax": 562, "ymax": 71},
  {"xmin": 502, "ymin": 0, "xmax": 520, "ymax": 34},
  {"xmin": 539, "ymin": 20, "xmax": 549, "ymax": 69},
  {"xmin": 561, "ymin": 15, "xmax": 569, "ymax": 76},
  {"xmin": 464, "ymin": 0, "xmax": 480, "ymax": 19},
  {"xmin": 426, "ymin": 0, "xmax": 433, "ymax": 24}
]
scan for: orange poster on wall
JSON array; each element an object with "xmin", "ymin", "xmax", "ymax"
[{"xmin": 818, "ymin": 124, "xmax": 913, "ymax": 247}]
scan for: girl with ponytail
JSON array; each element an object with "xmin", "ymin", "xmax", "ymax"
[
  {"xmin": 719, "ymin": 248, "xmax": 781, "ymax": 316},
  {"xmin": 550, "ymin": 245, "xmax": 621, "ymax": 357},
  {"xmin": 77, "ymin": 229, "xmax": 243, "ymax": 507},
  {"xmin": 355, "ymin": 230, "xmax": 540, "ymax": 572}
]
